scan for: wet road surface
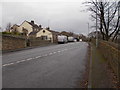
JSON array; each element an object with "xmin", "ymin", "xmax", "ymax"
[{"xmin": 3, "ymin": 42, "xmax": 88, "ymax": 88}]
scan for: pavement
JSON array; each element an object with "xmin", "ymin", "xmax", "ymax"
[
  {"xmin": 2, "ymin": 42, "xmax": 88, "ymax": 88},
  {"xmin": 88, "ymin": 43, "xmax": 114, "ymax": 88}
]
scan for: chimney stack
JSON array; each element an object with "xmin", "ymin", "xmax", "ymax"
[
  {"xmin": 46, "ymin": 27, "xmax": 50, "ymax": 30},
  {"xmin": 31, "ymin": 20, "xmax": 34, "ymax": 24},
  {"xmin": 39, "ymin": 25, "xmax": 42, "ymax": 28}
]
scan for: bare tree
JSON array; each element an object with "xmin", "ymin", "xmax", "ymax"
[
  {"xmin": 86, "ymin": 0, "xmax": 119, "ymax": 41},
  {"xmin": 6, "ymin": 22, "xmax": 12, "ymax": 32}
]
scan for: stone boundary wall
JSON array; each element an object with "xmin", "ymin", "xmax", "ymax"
[
  {"xmin": 1, "ymin": 35, "xmax": 26, "ymax": 50},
  {"xmin": 1, "ymin": 35, "xmax": 53, "ymax": 51},
  {"xmin": 28, "ymin": 38, "xmax": 51, "ymax": 47}
]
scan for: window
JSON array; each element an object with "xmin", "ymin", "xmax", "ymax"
[{"xmin": 41, "ymin": 36, "xmax": 47, "ymax": 40}]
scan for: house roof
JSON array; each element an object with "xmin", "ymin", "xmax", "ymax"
[
  {"xmin": 26, "ymin": 21, "xmax": 40, "ymax": 29},
  {"xmin": 29, "ymin": 31, "xmax": 38, "ymax": 35},
  {"xmin": 11, "ymin": 24, "xmax": 19, "ymax": 29},
  {"xmin": 29, "ymin": 28, "xmax": 43, "ymax": 35},
  {"xmin": 47, "ymin": 29, "xmax": 60, "ymax": 35},
  {"xmin": 60, "ymin": 31, "xmax": 72, "ymax": 36},
  {"xmin": 43, "ymin": 27, "xmax": 59, "ymax": 35},
  {"xmin": 13, "ymin": 24, "xmax": 19, "ymax": 27}
]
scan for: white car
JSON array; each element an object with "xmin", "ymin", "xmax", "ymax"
[
  {"xmin": 58, "ymin": 35, "xmax": 67, "ymax": 43},
  {"xmin": 79, "ymin": 39, "xmax": 82, "ymax": 41}
]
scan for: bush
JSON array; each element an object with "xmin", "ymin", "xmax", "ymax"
[
  {"xmin": 2, "ymin": 32, "xmax": 12, "ymax": 35},
  {"xmin": 2, "ymin": 31, "xmax": 21, "ymax": 36}
]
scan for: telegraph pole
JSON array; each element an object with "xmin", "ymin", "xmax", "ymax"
[
  {"xmin": 48, "ymin": 19, "xmax": 50, "ymax": 28},
  {"xmin": 88, "ymin": 22, "xmax": 89, "ymax": 35},
  {"xmin": 96, "ymin": 0, "xmax": 98, "ymax": 48},
  {"xmin": 118, "ymin": 0, "xmax": 120, "ymax": 87},
  {"xmin": 87, "ymin": 22, "xmax": 90, "ymax": 41}
]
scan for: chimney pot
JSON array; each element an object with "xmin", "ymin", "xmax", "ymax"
[{"xmin": 39, "ymin": 25, "xmax": 42, "ymax": 28}]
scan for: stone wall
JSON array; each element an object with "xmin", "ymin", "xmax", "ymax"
[
  {"xmin": 1, "ymin": 35, "xmax": 53, "ymax": 51},
  {"xmin": 28, "ymin": 38, "xmax": 51, "ymax": 47},
  {"xmin": 2, "ymin": 35, "xmax": 26, "ymax": 50}
]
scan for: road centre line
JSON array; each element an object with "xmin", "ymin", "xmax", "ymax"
[
  {"xmin": 49, "ymin": 53, "xmax": 53, "ymax": 55},
  {"xmin": 53, "ymin": 52, "xmax": 56, "ymax": 54},
  {"xmin": 2, "ymin": 63, "xmax": 14, "ymax": 67},
  {"xmin": 57, "ymin": 51, "xmax": 61, "ymax": 52},
  {"xmin": 16, "ymin": 60, "xmax": 25, "ymax": 63},
  {"xmin": 26, "ymin": 58, "xmax": 33, "ymax": 61},
  {"xmin": 35, "ymin": 56, "xmax": 41, "ymax": 59},
  {"xmin": 42, "ymin": 54, "xmax": 48, "ymax": 57},
  {"xmin": 2, "ymin": 48, "xmax": 70, "ymax": 67}
]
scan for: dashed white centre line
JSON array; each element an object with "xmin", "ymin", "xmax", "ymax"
[
  {"xmin": 26, "ymin": 58, "xmax": 33, "ymax": 61},
  {"xmin": 2, "ymin": 63, "xmax": 14, "ymax": 67},
  {"xmin": 57, "ymin": 51, "xmax": 61, "ymax": 52},
  {"xmin": 16, "ymin": 60, "xmax": 24, "ymax": 63},
  {"xmin": 53, "ymin": 52, "xmax": 56, "ymax": 54},
  {"xmin": 3, "ymin": 49, "xmax": 70, "ymax": 67},
  {"xmin": 20, "ymin": 60, "xmax": 26, "ymax": 62},
  {"xmin": 35, "ymin": 56, "xmax": 41, "ymax": 59},
  {"xmin": 43, "ymin": 54, "xmax": 48, "ymax": 57},
  {"xmin": 49, "ymin": 53, "xmax": 53, "ymax": 55}
]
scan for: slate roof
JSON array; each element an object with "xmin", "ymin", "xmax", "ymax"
[
  {"xmin": 47, "ymin": 29, "xmax": 60, "ymax": 35},
  {"xmin": 26, "ymin": 21, "xmax": 40, "ymax": 29},
  {"xmin": 29, "ymin": 28, "xmax": 43, "ymax": 35}
]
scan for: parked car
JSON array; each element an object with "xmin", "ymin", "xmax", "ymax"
[
  {"xmin": 58, "ymin": 35, "xmax": 68, "ymax": 43},
  {"xmin": 74, "ymin": 39, "xmax": 77, "ymax": 42},
  {"xmin": 68, "ymin": 36, "xmax": 74, "ymax": 42},
  {"xmin": 79, "ymin": 39, "xmax": 82, "ymax": 41}
]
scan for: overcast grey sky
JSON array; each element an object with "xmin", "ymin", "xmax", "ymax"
[{"xmin": 1, "ymin": 0, "xmax": 93, "ymax": 35}]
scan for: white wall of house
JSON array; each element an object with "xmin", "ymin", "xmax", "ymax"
[
  {"xmin": 18, "ymin": 21, "xmax": 33, "ymax": 36},
  {"xmin": 36, "ymin": 29, "xmax": 53, "ymax": 42}
]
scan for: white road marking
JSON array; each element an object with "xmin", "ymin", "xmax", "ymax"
[
  {"xmin": 53, "ymin": 52, "xmax": 56, "ymax": 54},
  {"xmin": 43, "ymin": 54, "xmax": 48, "ymax": 57},
  {"xmin": 2, "ymin": 64, "xmax": 9, "ymax": 67},
  {"xmin": 16, "ymin": 61, "xmax": 23, "ymax": 63},
  {"xmin": 20, "ymin": 60, "xmax": 26, "ymax": 62},
  {"xmin": 26, "ymin": 58, "xmax": 33, "ymax": 61},
  {"xmin": 57, "ymin": 51, "xmax": 61, "ymax": 52},
  {"xmin": 37, "ymin": 56, "xmax": 42, "ymax": 58},
  {"xmin": 9, "ymin": 63, "xmax": 14, "ymax": 65},
  {"xmin": 2, "ymin": 63, "xmax": 14, "ymax": 67},
  {"xmin": 35, "ymin": 56, "xmax": 41, "ymax": 59},
  {"xmin": 49, "ymin": 53, "xmax": 53, "ymax": 55},
  {"xmin": 3, "ymin": 49, "xmax": 70, "ymax": 67}
]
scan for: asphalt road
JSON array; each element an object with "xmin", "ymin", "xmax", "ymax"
[{"xmin": 3, "ymin": 42, "xmax": 88, "ymax": 88}]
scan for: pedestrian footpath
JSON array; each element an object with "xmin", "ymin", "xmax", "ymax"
[{"xmin": 88, "ymin": 43, "xmax": 113, "ymax": 88}]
